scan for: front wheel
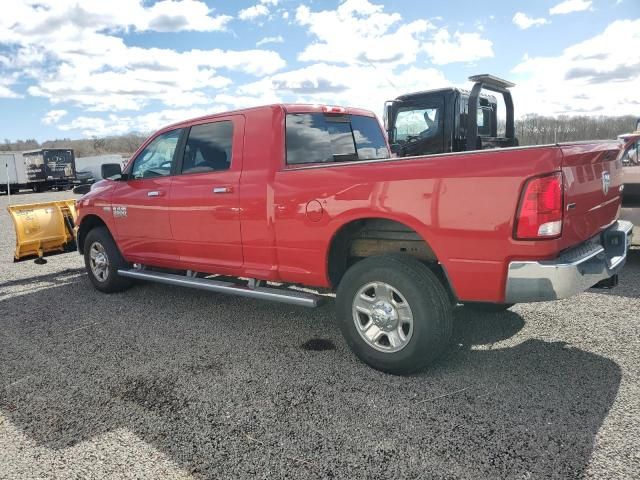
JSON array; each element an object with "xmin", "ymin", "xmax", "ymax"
[
  {"xmin": 336, "ymin": 255, "xmax": 452, "ymax": 375},
  {"xmin": 83, "ymin": 227, "xmax": 133, "ymax": 293}
]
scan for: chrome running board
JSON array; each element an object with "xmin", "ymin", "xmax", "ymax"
[{"xmin": 117, "ymin": 269, "xmax": 321, "ymax": 308}]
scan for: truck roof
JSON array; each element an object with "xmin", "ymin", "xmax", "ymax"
[
  {"xmin": 395, "ymin": 87, "xmax": 497, "ymax": 103},
  {"xmin": 160, "ymin": 103, "xmax": 377, "ymax": 133}
]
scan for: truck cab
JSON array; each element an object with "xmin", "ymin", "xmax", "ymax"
[{"xmin": 385, "ymin": 74, "xmax": 518, "ymax": 157}]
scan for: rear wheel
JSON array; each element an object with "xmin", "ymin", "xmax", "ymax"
[
  {"xmin": 336, "ymin": 254, "xmax": 452, "ymax": 375},
  {"xmin": 83, "ymin": 227, "xmax": 133, "ymax": 293}
]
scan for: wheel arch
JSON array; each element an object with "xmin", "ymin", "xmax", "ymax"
[
  {"xmin": 77, "ymin": 214, "xmax": 109, "ymax": 255},
  {"xmin": 325, "ymin": 216, "xmax": 455, "ymax": 300}
]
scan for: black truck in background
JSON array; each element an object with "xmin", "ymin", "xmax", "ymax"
[{"xmin": 384, "ymin": 74, "xmax": 518, "ymax": 157}]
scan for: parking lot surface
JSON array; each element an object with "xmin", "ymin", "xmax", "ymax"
[{"xmin": 1, "ymin": 190, "xmax": 639, "ymax": 479}]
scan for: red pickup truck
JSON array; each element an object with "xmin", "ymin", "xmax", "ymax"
[{"xmin": 75, "ymin": 104, "xmax": 633, "ymax": 374}]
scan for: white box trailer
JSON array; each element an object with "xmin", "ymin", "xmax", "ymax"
[
  {"xmin": 75, "ymin": 154, "xmax": 125, "ymax": 181},
  {"xmin": 1, "ymin": 152, "xmax": 28, "ymax": 193}
]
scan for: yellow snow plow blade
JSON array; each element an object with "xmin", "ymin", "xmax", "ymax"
[{"xmin": 7, "ymin": 200, "xmax": 77, "ymax": 261}]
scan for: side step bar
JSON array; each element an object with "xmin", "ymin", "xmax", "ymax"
[{"xmin": 117, "ymin": 269, "xmax": 322, "ymax": 308}]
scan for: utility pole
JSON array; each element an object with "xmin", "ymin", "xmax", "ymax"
[{"xmin": 6, "ymin": 162, "xmax": 9, "ymax": 204}]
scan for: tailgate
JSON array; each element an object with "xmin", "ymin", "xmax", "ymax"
[{"xmin": 560, "ymin": 141, "xmax": 623, "ymax": 249}]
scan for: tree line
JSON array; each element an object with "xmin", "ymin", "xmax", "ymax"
[
  {"xmin": 512, "ymin": 114, "xmax": 637, "ymax": 145},
  {"xmin": 2, "ymin": 115, "xmax": 638, "ymax": 156},
  {"xmin": 2, "ymin": 133, "xmax": 148, "ymax": 158}
]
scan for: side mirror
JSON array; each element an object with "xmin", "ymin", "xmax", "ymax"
[
  {"xmin": 72, "ymin": 184, "xmax": 91, "ymax": 195},
  {"xmin": 384, "ymin": 103, "xmax": 393, "ymax": 131},
  {"xmin": 101, "ymin": 163, "xmax": 122, "ymax": 179}
]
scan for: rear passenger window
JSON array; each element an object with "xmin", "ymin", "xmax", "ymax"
[
  {"xmin": 286, "ymin": 113, "xmax": 389, "ymax": 165},
  {"xmin": 181, "ymin": 121, "xmax": 233, "ymax": 174}
]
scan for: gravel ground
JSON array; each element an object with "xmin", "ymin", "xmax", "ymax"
[{"xmin": 1, "ymin": 190, "xmax": 639, "ymax": 479}]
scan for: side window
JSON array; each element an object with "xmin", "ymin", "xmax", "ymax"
[
  {"xmin": 286, "ymin": 113, "xmax": 389, "ymax": 165},
  {"xmin": 181, "ymin": 121, "xmax": 233, "ymax": 174},
  {"xmin": 131, "ymin": 129, "xmax": 182, "ymax": 179},
  {"xmin": 477, "ymin": 106, "xmax": 493, "ymax": 136},
  {"xmin": 394, "ymin": 107, "xmax": 441, "ymax": 142}
]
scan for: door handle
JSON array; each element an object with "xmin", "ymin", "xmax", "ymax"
[
  {"xmin": 147, "ymin": 191, "xmax": 163, "ymax": 197},
  {"xmin": 213, "ymin": 186, "xmax": 233, "ymax": 194}
]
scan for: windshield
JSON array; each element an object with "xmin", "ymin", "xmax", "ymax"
[{"xmin": 393, "ymin": 106, "xmax": 441, "ymax": 143}]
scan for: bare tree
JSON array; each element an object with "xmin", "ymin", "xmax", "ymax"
[{"xmin": 513, "ymin": 115, "xmax": 637, "ymax": 146}]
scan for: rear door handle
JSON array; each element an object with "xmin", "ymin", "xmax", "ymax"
[
  {"xmin": 147, "ymin": 191, "xmax": 163, "ymax": 197},
  {"xmin": 213, "ymin": 186, "xmax": 233, "ymax": 194}
]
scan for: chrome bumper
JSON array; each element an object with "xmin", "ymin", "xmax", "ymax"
[{"xmin": 505, "ymin": 220, "xmax": 634, "ymax": 303}]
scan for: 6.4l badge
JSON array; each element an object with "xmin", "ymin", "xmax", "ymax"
[{"xmin": 112, "ymin": 206, "xmax": 127, "ymax": 218}]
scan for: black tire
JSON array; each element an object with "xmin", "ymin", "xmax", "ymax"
[
  {"xmin": 336, "ymin": 254, "xmax": 452, "ymax": 375},
  {"xmin": 464, "ymin": 302, "xmax": 514, "ymax": 313},
  {"xmin": 83, "ymin": 226, "xmax": 133, "ymax": 293}
]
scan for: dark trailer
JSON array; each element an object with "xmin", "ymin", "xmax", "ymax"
[{"xmin": 23, "ymin": 148, "xmax": 77, "ymax": 191}]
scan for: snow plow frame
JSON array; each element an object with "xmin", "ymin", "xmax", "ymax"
[{"xmin": 7, "ymin": 199, "xmax": 77, "ymax": 261}]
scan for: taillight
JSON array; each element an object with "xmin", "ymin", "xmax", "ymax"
[{"xmin": 515, "ymin": 172, "xmax": 563, "ymax": 240}]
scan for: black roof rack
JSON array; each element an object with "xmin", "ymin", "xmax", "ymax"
[{"xmin": 468, "ymin": 74, "xmax": 515, "ymax": 90}]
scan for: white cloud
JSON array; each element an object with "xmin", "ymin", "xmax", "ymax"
[
  {"xmin": 256, "ymin": 35, "xmax": 284, "ymax": 47},
  {"xmin": 0, "ymin": 1, "xmax": 285, "ymax": 115},
  {"xmin": 295, "ymin": 0, "xmax": 433, "ymax": 65},
  {"xmin": 42, "ymin": 110, "xmax": 68, "ymax": 125},
  {"xmin": 57, "ymin": 107, "xmax": 230, "ymax": 137},
  {"xmin": 549, "ymin": 0, "xmax": 593, "ymax": 15},
  {"xmin": 512, "ymin": 19, "xmax": 640, "ymax": 116},
  {"xmin": 0, "ymin": 73, "xmax": 21, "ymax": 98},
  {"xmin": 512, "ymin": 12, "xmax": 549, "ymax": 29},
  {"xmin": 294, "ymin": 1, "xmax": 493, "ymax": 67},
  {"xmin": 233, "ymin": 63, "xmax": 450, "ymax": 117},
  {"xmin": 238, "ymin": 4, "xmax": 269, "ymax": 21},
  {"xmin": 23, "ymin": 46, "xmax": 284, "ymax": 112},
  {"xmin": 0, "ymin": 85, "xmax": 21, "ymax": 98},
  {"xmin": 143, "ymin": 0, "xmax": 232, "ymax": 32},
  {"xmin": 0, "ymin": 0, "xmax": 231, "ymax": 37},
  {"xmin": 423, "ymin": 29, "xmax": 493, "ymax": 65}
]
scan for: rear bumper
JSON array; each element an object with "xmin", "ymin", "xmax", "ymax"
[{"xmin": 505, "ymin": 220, "xmax": 633, "ymax": 303}]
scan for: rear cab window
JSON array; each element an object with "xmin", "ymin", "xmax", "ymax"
[{"xmin": 286, "ymin": 112, "xmax": 389, "ymax": 165}]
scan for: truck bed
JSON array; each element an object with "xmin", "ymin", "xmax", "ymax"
[{"xmin": 274, "ymin": 141, "xmax": 623, "ymax": 302}]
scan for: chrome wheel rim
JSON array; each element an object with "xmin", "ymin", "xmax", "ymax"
[
  {"xmin": 352, "ymin": 281, "xmax": 414, "ymax": 353},
  {"xmin": 89, "ymin": 241, "xmax": 109, "ymax": 282}
]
